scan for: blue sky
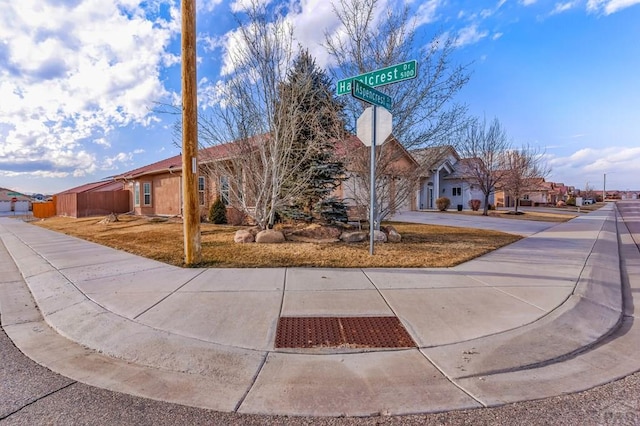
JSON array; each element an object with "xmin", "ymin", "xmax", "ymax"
[{"xmin": 1, "ymin": 0, "xmax": 639, "ymax": 195}]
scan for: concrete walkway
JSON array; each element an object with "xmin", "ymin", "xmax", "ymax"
[{"xmin": 0, "ymin": 202, "xmax": 638, "ymax": 417}]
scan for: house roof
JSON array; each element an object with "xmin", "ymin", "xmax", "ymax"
[
  {"xmin": 56, "ymin": 180, "xmax": 123, "ymax": 195},
  {"xmin": 412, "ymin": 145, "xmax": 460, "ymax": 170},
  {"xmin": 115, "ymin": 153, "xmax": 183, "ymax": 180},
  {"xmin": 115, "ymin": 138, "xmax": 264, "ymax": 180},
  {"xmin": 0, "ymin": 188, "xmax": 32, "ymax": 202}
]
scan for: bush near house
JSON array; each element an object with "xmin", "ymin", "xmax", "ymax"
[
  {"xmin": 209, "ymin": 197, "xmax": 227, "ymax": 224},
  {"xmin": 468, "ymin": 199, "xmax": 481, "ymax": 211},
  {"xmin": 436, "ymin": 197, "xmax": 451, "ymax": 211}
]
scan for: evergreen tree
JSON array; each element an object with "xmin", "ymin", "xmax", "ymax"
[
  {"xmin": 209, "ymin": 196, "xmax": 227, "ymax": 224},
  {"xmin": 277, "ymin": 49, "xmax": 348, "ymax": 221}
]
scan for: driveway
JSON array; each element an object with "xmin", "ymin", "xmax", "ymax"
[{"xmin": 390, "ymin": 210, "xmax": 558, "ymax": 236}]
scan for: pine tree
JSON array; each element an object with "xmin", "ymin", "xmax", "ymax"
[
  {"xmin": 277, "ymin": 49, "xmax": 348, "ymax": 222},
  {"xmin": 209, "ymin": 196, "xmax": 227, "ymax": 224}
]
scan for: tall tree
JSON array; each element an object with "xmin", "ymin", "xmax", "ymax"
[
  {"xmin": 277, "ymin": 49, "xmax": 348, "ymax": 221},
  {"xmin": 324, "ymin": 0, "xmax": 471, "ymax": 225},
  {"xmin": 194, "ymin": 1, "xmax": 334, "ymax": 229},
  {"xmin": 501, "ymin": 144, "xmax": 551, "ymax": 213},
  {"xmin": 458, "ymin": 117, "xmax": 511, "ymax": 216}
]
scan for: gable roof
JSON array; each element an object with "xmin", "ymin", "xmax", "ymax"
[
  {"xmin": 56, "ymin": 180, "xmax": 123, "ymax": 195},
  {"xmin": 0, "ymin": 188, "xmax": 32, "ymax": 202}
]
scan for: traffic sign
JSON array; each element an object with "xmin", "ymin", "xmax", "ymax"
[
  {"xmin": 336, "ymin": 60, "xmax": 417, "ymax": 95},
  {"xmin": 7, "ymin": 192, "xmax": 22, "ymax": 196},
  {"xmin": 352, "ymin": 80, "xmax": 392, "ymax": 111},
  {"xmin": 356, "ymin": 106, "xmax": 392, "ymax": 147}
]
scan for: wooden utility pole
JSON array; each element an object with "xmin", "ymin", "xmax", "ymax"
[{"xmin": 181, "ymin": 0, "xmax": 201, "ymax": 265}]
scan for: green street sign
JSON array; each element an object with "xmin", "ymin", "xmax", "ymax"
[
  {"xmin": 352, "ymin": 79, "xmax": 392, "ymax": 111},
  {"xmin": 336, "ymin": 60, "xmax": 417, "ymax": 95},
  {"xmin": 7, "ymin": 192, "xmax": 22, "ymax": 196}
]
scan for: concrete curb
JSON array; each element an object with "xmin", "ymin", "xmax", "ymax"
[{"xmin": 423, "ymin": 206, "xmax": 623, "ymax": 378}]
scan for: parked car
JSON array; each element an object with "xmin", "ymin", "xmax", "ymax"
[{"xmin": 583, "ymin": 198, "xmax": 595, "ymax": 205}]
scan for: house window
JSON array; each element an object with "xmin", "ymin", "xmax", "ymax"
[
  {"xmin": 523, "ymin": 194, "xmax": 530, "ymax": 200},
  {"xmin": 134, "ymin": 182, "xmax": 140, "ymax": 206},
  {"xmin": 220, "ymin": 176, "xmax": 229, "ymax": 205},
  {"xmin": 452, "ymin": 187, "xmax": 462, "ymax": 197},
  {"xmin": 198, "ymin": 176, "xmax": 206, "ymax": 206},
  {"xmin": 143, "ymin": 182, "xmax": 152, "ymax": 206}
]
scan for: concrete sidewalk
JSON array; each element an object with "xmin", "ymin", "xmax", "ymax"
[{"xmin": 0, "ymin": 202, "xmax": 638, "ymax": 417}]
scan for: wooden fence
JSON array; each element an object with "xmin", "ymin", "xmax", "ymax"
[
  {"xmin": 56, "ymin": 191, "xmax": 130, "ymax": 218},
  {"xmin": 32, "ymin": 199, "xmax": 56, "ymax": 218}
]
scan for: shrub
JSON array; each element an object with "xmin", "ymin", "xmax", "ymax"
[
  {"xmin": 436, "ymin": 197, "xmax": 451, "ymax": 211},
  {"xmin": 468, "ymin": 199, "xmax": 481, "ymax": 211},
  {"xmin": 566, "ymin": 197, "xmax": 576, "ymax": 206},
  {"xmin": 209, "ymin": 196, "xmax": 227, "ymax": 224}
]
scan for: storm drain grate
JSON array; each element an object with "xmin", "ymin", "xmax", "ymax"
[{"xmin": 275, "ymin": 316, "xmax": 416, "ymax": 349}]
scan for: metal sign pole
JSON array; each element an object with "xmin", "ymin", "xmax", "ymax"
[{"xmin": 369, "ymin": 105, "xmax": 377, "ymax": 255}]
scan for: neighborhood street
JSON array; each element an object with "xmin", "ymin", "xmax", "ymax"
[{"xmin": 1, "ymin": 202, "xmax": 638, "ymax": 425}]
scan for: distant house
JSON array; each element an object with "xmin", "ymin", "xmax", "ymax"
[
  {"xmin": 0, "ymin": 188, "xmax": 31, "ymax": 213},
  {"xmin": 412, "ymin": 147, "xmax": 492, "ymax": 210}
]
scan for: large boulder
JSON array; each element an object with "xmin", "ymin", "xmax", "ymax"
[
  {"xmin": 234, "ymin": 230, "xmax": 254, "ymax": 243},
  {"xmin": 285, "ymin": 224, "xmax": 342, "ymax": 243},
  {"xmin": 372, "ymin": 230, "xmax": 388, "ymax": 243},
  {"xmin": 340, "ymin": 231, "xmax": 367, "ymax": 243},
  {"xmin": 382, "ymin": 225, "xmax": 402, "ymax": 243},
  {"xmin": 255, "ymin": 229, "xmax": 285, "ymax": 244}
]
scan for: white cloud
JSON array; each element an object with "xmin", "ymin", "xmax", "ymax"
[
  {"xmin": 102, "ymin": 151, "xmax": 135, "ymax": 170},
  {"xmin": 551, "ymin": 1, "xmax": 579, "ymax": 15},
  {"xmin": 230, "ymin": 0, "xmax": 274, "ymax": 13},
  {"xmin": 548, "ymin": 146, "xmax": 640, "ymax": 189},
  {"xmin": 0, "ymin": 0, "xmax": 179, "ymax": 179},
  {"xmin": 587, "ymin": 0, "xmax": 640, "ymax": 14},
  {"xmin": 415, "ymin": 0, "xmax": 442, "ymax": 26},
  {"xmin": 455, "ymin": 24, "xmax": 489, "ymax": 47},
  {"xmin": 521, "ymin": 0, "xmax": 538, "ymax": 5},
  {"xmin": 198, "ymin": 0, "xmax": 225, "ymax": 12}
]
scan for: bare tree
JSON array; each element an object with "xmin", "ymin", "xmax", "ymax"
[
  {"xmin": 458, "ymin": 117, "xmax": 511, "ymax": 216},
  {"xmin": 324, "ymin": 0, "xmax": 471, "ymax": 225},
  {"xmin": 501, "ymin": 144, "xmax": 551, "ymax": 213},
  {"xmin": 194, "ymin": 1, "xmax": 345, "ymax": 230}
]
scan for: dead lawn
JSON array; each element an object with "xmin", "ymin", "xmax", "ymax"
[{"xmin": 32, "ymin": 215, "xmax": 522, "ymax": 268}]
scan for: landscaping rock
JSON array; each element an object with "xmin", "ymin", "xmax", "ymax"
[
  {"xmin": 234, "ymin": 230, "xmax": 254, "ymax": 243},
  {"xmin": 248, "ymin": 226, "xmax": 261, "ymax": 236},
  {"xmin": 383, "ymin": 225, "xmax": 402, "ymax": 243},
  {"xmin": 373, "ymin": 230, "xmax": 388, "ymax": 243},
  {"xmin": 340, "ymin": 231, "xmax": 367, "ymax": 243},
  {"xmin": 284, "ymin": 224, "xmax": 342, "ymax": 243},
  {"xmin": 255, "ymin": 229, "xmax": 285, "ymax": 244}
]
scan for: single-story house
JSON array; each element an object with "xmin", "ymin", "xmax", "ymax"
[{"xmin": 0, "ymin": 188, "xmax": 31, "ymax": 213}]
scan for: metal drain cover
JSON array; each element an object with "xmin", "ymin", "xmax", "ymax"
[{"xmin": 275, "ymin": 316, "xmax": 416, "ymax": 349}]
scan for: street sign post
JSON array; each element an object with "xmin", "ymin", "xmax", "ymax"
[
  {"xmin": 342, "ymin": 60, "xmax": 418, "ymax": 255},
  {"xmin": 336, "ymin": 60, "xmax": 417, "ymax": 95},
  {"xmin": 352, "ymin": 80, "xmax": 392, "ymax": 111}
]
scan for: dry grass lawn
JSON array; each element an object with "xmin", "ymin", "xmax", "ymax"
[{"xmin": 32, "ymin": 215, "xmax": 523, "ymax": 268}]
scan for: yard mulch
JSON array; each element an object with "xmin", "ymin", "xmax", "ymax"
[{"xmin": 32, "ymin": 215, "xmax": 523, "ymax": 268}]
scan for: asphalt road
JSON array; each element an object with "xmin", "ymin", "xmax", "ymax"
[{"xmin": 2, "ymin": 202, "xmax": 639, "ymax": 425}]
